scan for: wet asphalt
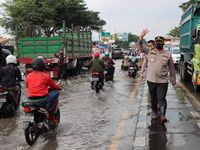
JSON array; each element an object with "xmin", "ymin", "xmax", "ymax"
[{"xmin": 0, "ymin": 60, "xmax": 200, "ymax": 150}]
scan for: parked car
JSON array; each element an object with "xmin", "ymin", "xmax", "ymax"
[
  {"xmin": 112, "ymin": 48, "xmax": 123, "ymax": 59},
  {"xmin": 170, "ymin": 47, "xmax": 181, "ymax": 65}
]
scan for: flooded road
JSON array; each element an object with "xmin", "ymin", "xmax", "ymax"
[{"xmin": 0, "ymin": 60, "xmax": 200, "ymax": 150}]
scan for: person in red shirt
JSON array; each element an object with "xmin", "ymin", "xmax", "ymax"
[{"xmin": 26, "ymin": 58, "xmax": 61, "ymax": 112}]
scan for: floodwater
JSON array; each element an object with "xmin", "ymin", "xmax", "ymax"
[{"xmin": 0, "ymin": 60, "xmax": 200, "ymax": 150}]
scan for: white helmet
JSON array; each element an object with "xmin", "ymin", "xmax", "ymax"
[{"xmin": 6, "ymin": 55, "xmax": 17, "ymax": 64}]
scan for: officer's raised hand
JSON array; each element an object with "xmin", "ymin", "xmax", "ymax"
[{"xmin": 139, "ymin": 28, "xmax": 149, "ymax": 40}]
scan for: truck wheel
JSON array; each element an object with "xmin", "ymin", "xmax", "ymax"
[{"xmin": 180, "ymin": 61, "xmax": 189, "ymax": 82}]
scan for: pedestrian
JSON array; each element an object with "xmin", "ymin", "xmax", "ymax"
[
  {"xmin": 54, "ymin": 50, "xmax": 66, "ymax": 82},
  {"xmin": 138, "ymin": 29, "xmax": 176, "ymax": 124}
]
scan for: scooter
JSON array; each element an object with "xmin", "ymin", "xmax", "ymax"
[
  {"xmin": 0, "ymin": 83, "xmax": 21, "ymax": 116},
  {"xmin": 105, "ymin": 66, "xmax": 115, "ymax": 82},
  {"xmin": 128, "ymin": 63, "xmax": 138, "ymax": 78},
  {"xmin": 22, "ymin": 95, "xmax": 60, "ymax": 146},
  {"xmin": 91, "ymin": 73, "xmax": 103, "ymax": 93}
]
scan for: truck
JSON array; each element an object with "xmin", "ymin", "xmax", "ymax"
[
  {"xmin": 179, "ymin": 0, "xmax": 200, "ymax": 90},
  {"xmin": 16, "ymin": 24, "xmax": 93, "ymax": 78}
]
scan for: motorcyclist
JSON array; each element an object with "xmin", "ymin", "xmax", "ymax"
[
  {"xmin": 102, "ymin": 51, "xmax": 115, "ymax": 80},
  {"xmin": 91, "ymin": 52, "xmax": 105, "ymax": 86},
  {"xmin": 128, "ymin": 53, "xmax": 138, "ymax": 67},
  {"xmin": 0, "ymin": 55, "xmax": 22, "ymax": 104},
  {"xmin": 26, "ymin": 58, "xmax": 61, "ymax": 115}
]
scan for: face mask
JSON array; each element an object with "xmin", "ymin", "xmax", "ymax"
[{"xmin": 155, "ymin": 44, "xmax": 164, "ymax": 50}]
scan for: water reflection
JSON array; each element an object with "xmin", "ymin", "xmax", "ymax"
[{"xmin": 148, "ymin": 120, "xmax": 167, "ymax": 150}]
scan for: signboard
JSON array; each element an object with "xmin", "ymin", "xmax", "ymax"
[
  {"xmin": 117, "ymin": 32, "xmax": 128, "ymax": 41},
  {"xmin": 101, "ymin": 32, "xmax": 111, "ymax": 38}
]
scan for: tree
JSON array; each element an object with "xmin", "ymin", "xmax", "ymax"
[
  {"xmin": 0, "ymin": 0, "xmax": 106, "ymax": 37},
  {"xmin": 179, "ymin": 0, "xmax": 194, "ymax": 12},
  {"xmin": 128, "ymin": 33, "xmax": 139, "ymax": 43},
  {"xmin": 168, "ymin": 26, "xmax": 180, "ymax": 37}
]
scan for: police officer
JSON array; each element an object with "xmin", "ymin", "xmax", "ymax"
[{"xmin": 138, "ymin": 29, "xmax": 176, "ymax": 124}]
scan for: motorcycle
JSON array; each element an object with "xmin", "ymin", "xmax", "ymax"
[
  {"xmin": 22, "ymin": 96, "xmax": 60, "ymax": 146},
  {"xmin": 104, "ymin": 66, "xmax": 115, "ymax": 82},
  {"xmin": 0, "ymin": 83, "xmax": 21, "ymax": 116},
  {"xmin": 128, "ymin": 63, "xmax": 138, "ymax": 78},
  {"xmin": 91, "ymin": 73, "xmax": 103, "ymax": 93}
]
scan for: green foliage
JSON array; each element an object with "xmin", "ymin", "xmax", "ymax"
[
  {"xmin": 0, "ymin": 0, "xmax": 106, "ymax": 37},
  {"xmin": 179, "ymin": 0, "xmax": 194, "ymax": 12},
  {"xmin": 168, "ymin": 26, "xmax": 180, "ymax": 37}
]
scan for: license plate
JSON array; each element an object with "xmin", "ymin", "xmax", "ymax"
[
  {"xmin": 130, "ymin": 69, "xmax": 135, "ymax": 72},
  {"xmin": 23, "ymin": 114, "xmax": 34, "ymax": 122},
  {"xmin": 0, "ymin": 97, "xmax": 6, "ymax": 103},
  {"xmin": 92, "ymin": 78, "xmax": 99, "ymax": 81}
]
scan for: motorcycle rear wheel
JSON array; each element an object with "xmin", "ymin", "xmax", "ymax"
[
  {"xmin": 25, "ymin": 123, "xmax": 40, "ymax": 146},
  {"xmin": 95, "ymin": 82, "xmax": 100, "ymax": 93}
]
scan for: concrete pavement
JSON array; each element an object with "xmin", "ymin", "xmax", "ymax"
[{"xmin": 132, "ymin": 80, "xmax": 200, "ymax": 150}]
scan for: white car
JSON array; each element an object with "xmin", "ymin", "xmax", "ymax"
[{"xmin": 170, "ymin": 47, "xmax": 181, "ymax": 64}]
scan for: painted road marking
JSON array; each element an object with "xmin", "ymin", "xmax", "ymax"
[
  {"xmin": 196, "ymin": 120, "xmax": 200, "ymax": 128},
  {"xmin": 109, "ymin": 78, "xmax": 142, "ymax": 150},
  {"xmin": 190, "ymin": 111, "xmax": 200, "ymax": 119}
]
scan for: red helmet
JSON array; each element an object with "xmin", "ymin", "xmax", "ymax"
[{"xmin": 93, "ymin": 52, "xmax": 100, "ymax": 58}]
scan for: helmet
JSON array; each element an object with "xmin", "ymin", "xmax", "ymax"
[
  {"xmin": 93, "ymin": 52, "xmax": 100, "ymax": 58},
  {"xmin": 32, "ymin": 58, "xmax": 45, "ymax": 71},
  {"xmin": 6, "ymin": 55, "xmax": 17, "ymax": 64},
  {"xmin": 128, "ymin": 55, "xmax": 132, "ymax": 59},
  {"xmin": 104, "ymin": 51, "xmax": 110, "ymax": 57},
  {"xmin": 38, "ymin": 55, "xmax": 44, "ymax": 59}
]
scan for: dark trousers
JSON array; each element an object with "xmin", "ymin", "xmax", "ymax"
[
  {"xmin": 58, "ymin": 65, "xmax": 66, "ymax": 80},
  {"xmin": 47, "ymin": 90, "xmax": 59, "ymax": 111},
  {"xmin": 147, "ymin": 81, "xmax": 168, "ymax": 114}
]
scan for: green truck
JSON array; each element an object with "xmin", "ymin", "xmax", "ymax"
[
  {"xmin": 179, "ymin": 0, "xmax": 200, "ymax": 90},
  {"xmin": 17, "ymin": 27, "xmax": 92, "ymax": 78}
]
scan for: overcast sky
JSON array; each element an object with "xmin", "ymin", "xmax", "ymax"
[
  {"xmin": 85, "ymin": 0, "xmax": 186, "ymax": 40},
  {"xmin": 0, "ymin": 0, "xmax": 187, "ymax": 40}
]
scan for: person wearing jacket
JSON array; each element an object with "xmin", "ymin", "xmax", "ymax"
[
  {"xmin": 102, "ymin": 51, "xmax": 115, "ymax": 79},
  {"xmin": 91, "ymin": 52, "xmax": 105, "ymax": 85},
  {"xmin": 0, "ymin": 55, "xmax": 22, "ymax": 104},
  {"xmin": 26, "ymin": 58, "xmax": 61, "ymax": 112},
  {"xmin": 138, "ymin": 29, "xmax": 176, "ymax": 124}
]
